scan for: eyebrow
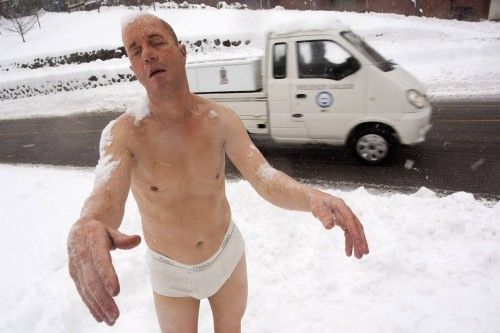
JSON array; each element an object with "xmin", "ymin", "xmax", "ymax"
[{"xmin": 127, "ymin": 34, "xmax": 165, "ymax": 50}]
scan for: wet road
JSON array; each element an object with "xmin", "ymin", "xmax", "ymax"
[{"xmin": 0, "ymin": 100, "xmax": 499, "ymax": 198}]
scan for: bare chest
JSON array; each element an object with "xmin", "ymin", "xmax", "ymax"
[{"xmin": 129, "ymin": 122, "xmax": 225, "ymax": 194}]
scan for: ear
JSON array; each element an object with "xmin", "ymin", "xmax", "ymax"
[
  {"xmin": 129, "ymin": 62, "xmax": 138, "ymax": 75},
  {"xmin": 179, "ymin": 44, "xmax": 187, "ymax": 61}
]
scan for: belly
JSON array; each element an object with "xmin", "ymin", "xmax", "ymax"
[{"xmin": 132, "ymin": 182, "xmax": 232, "ymax": 264}]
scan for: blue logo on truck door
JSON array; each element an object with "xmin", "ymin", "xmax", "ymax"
[{"xmin": 316, "ymin": 91, "xmax": 333, "ymax": 108}]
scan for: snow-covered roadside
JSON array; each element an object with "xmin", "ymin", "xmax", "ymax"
[
  {"xmin": 0, "ymin": 163, "xmax": 498, "ymax": 332},
  {"xmin": 0, "ymin": 7, "xmax": 499, "ymax": 119}
]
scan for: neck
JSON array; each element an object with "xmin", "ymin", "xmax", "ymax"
[{"xmin": 147, "ymin": 87, "xmax": 195, "ymax": 124}]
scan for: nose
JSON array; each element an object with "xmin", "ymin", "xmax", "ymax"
[{"xmin": 142, "ymin": 45, "xmax": 157, "ymax": 62}]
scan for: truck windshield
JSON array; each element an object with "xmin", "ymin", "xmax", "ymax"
[{"xmin": 341, "ymin": 31, "xmax": 396, "ymax": 72}]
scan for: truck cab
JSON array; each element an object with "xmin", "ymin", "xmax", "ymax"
[{"xmin": 189, "ymin": 26, "xmax": 432, "ymax": 164}]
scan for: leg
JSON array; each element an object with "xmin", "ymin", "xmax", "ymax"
[
  {"xmin": 153, "ymin": 292, "xmax": 200, "ymax": 333},
  {"xmin": 208, "ymin": 254, "xmax": 248, "ymax": 333}
]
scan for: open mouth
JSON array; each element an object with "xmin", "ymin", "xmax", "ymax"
[{"xmin": 149, "ymin": 69, "xmax": 165, "ymax": 78}]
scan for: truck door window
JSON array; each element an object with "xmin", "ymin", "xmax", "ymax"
[
  {"xmin": 297, "ymin": 40, "xmax": 359, "ymax": 81},
  {"xmin": 273, "ymin": 43, "xmax": 287, "ymax": 79}
]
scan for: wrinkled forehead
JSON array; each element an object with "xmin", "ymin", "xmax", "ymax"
[{"xmin": 121, "ymin": 14, "xmax": 173, "ymax": 46}]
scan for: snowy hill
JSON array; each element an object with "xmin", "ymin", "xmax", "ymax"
[{"xmin": 0, "ymin": 6, "xmax": 499, "ymax": 119}]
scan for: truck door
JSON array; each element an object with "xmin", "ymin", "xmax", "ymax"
[
  {"xmin": 267, "ymin": 40, "xmax": 308, "ymax": 139},
  {"xmin": 291, "ymin": 38, "xmax": 365, "ymax": 140}
]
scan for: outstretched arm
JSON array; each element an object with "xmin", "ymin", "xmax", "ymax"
[
  {"xmin": 221, "ymin": 106, "xmax": 369, "ymax": 259},
  {"xmin": 67, "ymin": 117, "xmax": 141, "ymax": 326}
]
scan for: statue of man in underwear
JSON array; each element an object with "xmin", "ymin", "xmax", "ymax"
[{"xmin": 67, "ymin": 13, "xmax": 369, "ymax": 332}]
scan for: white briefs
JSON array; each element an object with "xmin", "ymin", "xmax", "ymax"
[{"xmin": 146, "ymin": 220, "xmax": 245, "ymax": 300}]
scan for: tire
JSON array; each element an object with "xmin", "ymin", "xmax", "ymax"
[{"xmin": 350, "ymin": 126, "xmax": 395, "ymax": 165}]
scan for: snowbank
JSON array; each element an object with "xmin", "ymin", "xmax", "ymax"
[{"xmin": 0, "ymin": 163, "xmax": 498, "ymax": 332}]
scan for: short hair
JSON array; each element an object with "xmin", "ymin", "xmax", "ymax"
[
  {"xmin": 158, "ymin": 19, "xmax": 179, "ymax": 44},
  {"xmin": 121, "ymin": 13, "xmax": 179, "ymax": 45}
]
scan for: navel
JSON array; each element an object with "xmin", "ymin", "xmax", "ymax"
[
  {"xmin": 196, "ymin": 241, "xmax": 203, "ymax": 248},
  {"xmin": 150, "ymin": 185, "xmax": 159, "ymax": 192},
  {"xmin": 215, "ymin": 173, "xmax": 220, "ymax": 179}
]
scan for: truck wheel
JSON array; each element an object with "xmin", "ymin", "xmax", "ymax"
[{"xmin": 351, "ymin": 127, "xmax": 394, "ymax": 165}]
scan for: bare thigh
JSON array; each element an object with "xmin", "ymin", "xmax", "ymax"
[
  {"xmin": 208, "ymin": 253, "xmax": 248, "ymax": 333},
  {"xmin": 153, "ymin": 292, "xmax": 200, "ymax": 333}
]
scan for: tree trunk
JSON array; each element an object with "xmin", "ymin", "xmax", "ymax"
[{"xmin": 414, "ymin": 0, "xmax": 423, "ymax": 17}]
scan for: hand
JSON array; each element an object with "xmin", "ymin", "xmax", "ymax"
[
  {"xmin": 310, "ymin": 192, "xmax": 369, "ymax": 259},
  {"xmin": 67, "ymin": 219, "xmax": 141, "ymax": 325}
]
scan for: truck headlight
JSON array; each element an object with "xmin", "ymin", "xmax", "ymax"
[{"xmin": 406, "ymin": 89, "xmax": 428, "ymax": 109}]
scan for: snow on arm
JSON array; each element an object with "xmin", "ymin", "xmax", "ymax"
[
  {"xmin": 246, "ymin": 143, "xmax": 258, "ymax": 158},
  {"xmin": 257, "ymin": 162, "xmax": 278, "ymax": 182},
  {"xmin": 93, "ymin": 119, "xmax": 120, "ymax": 190}
]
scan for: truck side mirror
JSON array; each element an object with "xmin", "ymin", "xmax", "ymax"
[{"xmin": 347, "ymin": 56, "xmax": 361, "ymax": 72}]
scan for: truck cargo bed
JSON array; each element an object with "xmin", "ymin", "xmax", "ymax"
[{"xmin": 187, "ymin": 57, "xmax": 263, "ymax": 93}]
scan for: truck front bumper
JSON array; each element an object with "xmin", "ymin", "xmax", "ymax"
[{"xmin": 396, "ymin": 106, "xmax": 432, "ymax": 145}]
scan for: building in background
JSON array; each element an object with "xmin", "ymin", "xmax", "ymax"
[
  {"xmin": 259, "ymin": 0, "xmax": 494, "ymax": 21},
  {"xmin": 489, "ymin": 0, "xmax": 500, "ymax": 20},
  {"xmin": 65, "ymin": 0, "xmax": 85, "ymax": 11},
  {"xmin": 55, "ymin": 0, "xmax": 496, "ymax": 21}
]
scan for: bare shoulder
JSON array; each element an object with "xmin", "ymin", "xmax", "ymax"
[
  {"xmin": 191, "ymin": 96, "xmax": 240, "ymax": 129},
  {"xmin": 205, "ymin": 100, "xmax": 242, "ymax": 129},
  {"xmin": 100, "ymin": 113, "xmax": 136, "ymax": 148}
]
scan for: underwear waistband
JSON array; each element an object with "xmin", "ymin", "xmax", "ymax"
[{"xmin": 147, "ymin": 220, "xmax": 235, "ymax": 272}]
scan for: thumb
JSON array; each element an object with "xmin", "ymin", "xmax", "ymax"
[{"xmin": 107, "ymin": 228, "xmax": 141, "ymax": 250}]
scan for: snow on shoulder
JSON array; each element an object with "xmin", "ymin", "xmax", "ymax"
[
  {"xmin": 264, "ymin": 16, "xmax": 350, "ymax": 36},
  {"xmin": 125, "ymin": 96, "xmax": 151, "ymax": 125}
]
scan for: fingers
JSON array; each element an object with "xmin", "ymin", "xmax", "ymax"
[
  {"xmin": 68, "ymin": 221, "xmax": 125, "ymax": 326},
  {"xmin": 346, "ymin": 215, "xmax": 369, "ymax": 259},
  {"xmin": 344, "ymin": 230, "xmax": 353, "ymax": 257},
  {"xmin": 320, "ymin": 197, "xmax": 368, "ymax": 259},
  {"xmin": 355, "ymin": 216, "xmax": 369, "ymax": 255},
  {"xmin": 107, "ymin": 228, "xmax": 141, "ymax": 250},
  {"xmin": 70, "ymin": 255, "xmax": 110, "ymax": 324},
  {"xmin": 91, "ymin": 236, "xmax": 120, "ymax": 297},
  {"xmin": 75, "ymin": 270, "xmax": 104, "ymax": 323},
  {"xmin": 81, "ymin": 258, "xmax": 120, "ymax": 326}
]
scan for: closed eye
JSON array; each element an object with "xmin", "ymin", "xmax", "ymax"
[{"xmin": 130, "ymin": 47, "xmax": 141, "ymax": 57}]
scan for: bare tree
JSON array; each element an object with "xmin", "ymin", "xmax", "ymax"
[
  {"xmin": 3, "ymin": 14, "xmax": 37, "ymax": 42},
  {"xmin": 1, "ymin": 0, "xmax": 43, "ymax": 43}
]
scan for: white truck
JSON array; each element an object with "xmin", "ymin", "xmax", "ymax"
[{"xmin": 186, "ymin": 25, "xmax": 432, "ymax": 164}]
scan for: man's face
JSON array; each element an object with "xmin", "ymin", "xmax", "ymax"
[{"xmin": 122, "ymin": 17, "xmax": 187, "ymax": 96}]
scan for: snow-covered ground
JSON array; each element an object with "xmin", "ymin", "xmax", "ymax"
[
  {"xmin": 0, "ymin": 163, "xmax": 499, "ymax": 332},
  {"xmin": 1, "ymin": 6, "xmax": 499, "ymax": 332},
  {"xmin": 0, "ymin": 7, "xmax": 499, "ymax": 119}
]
